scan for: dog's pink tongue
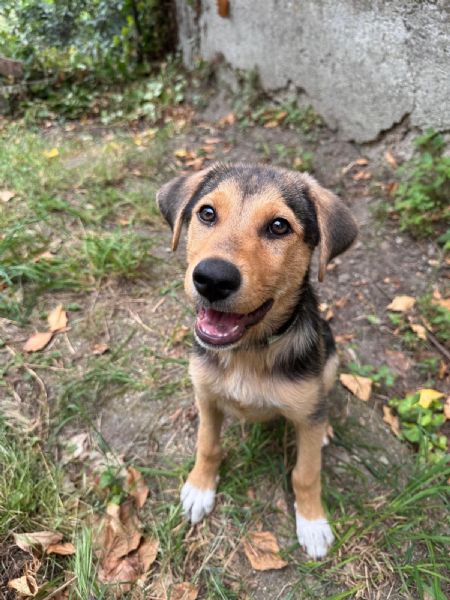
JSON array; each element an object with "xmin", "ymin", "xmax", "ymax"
[{"xmin": 196, "ymin": 307, "xmax": 245, "ymax": 344}]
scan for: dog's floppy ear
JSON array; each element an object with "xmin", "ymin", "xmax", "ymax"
[
  {"xmin": 156, "ymin": 167, "xmax": 213, "ymax": 251},
  {"xmin": 304, "ymin": 174, "xmax": 358, "ymax": 282}
]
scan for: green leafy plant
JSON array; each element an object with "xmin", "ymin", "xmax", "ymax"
[
  {"xmin": 347, "ymin": 361, "xmax": 396, "ymax": 387},
  {"xmin": 418, "ymin": 294, "xmax": 450, "ymax": 344},
  {"xmin": 389, "ymin": 393, "xmax": 448, "ymax": 462},
  {"xmin": 393, "ymin": 129, "xmax": 450, "ymax": 244},
  {"xmin": 0, "ymin": 0, "xmax": 176, "ymax": 83}
]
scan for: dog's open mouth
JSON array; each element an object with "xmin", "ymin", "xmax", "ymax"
[{"xmin": 195, "ymin": 300, "xmax": 273, "ymax": 346}]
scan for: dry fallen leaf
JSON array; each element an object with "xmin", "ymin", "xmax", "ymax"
[
  {"xmin": 126, "ymin": 467, "xmax": 149, "ymax": 509},
  {"xmin": 384, "ymin": 149, "xmax": 398, "ymax": 168},
  {"xmin": 92, "ymin": 343, "xmax": 109, "ymax": 355},
  {"xmin": 385, "ymin": 349, "xmax": 411, "ymax": 375},
  {"xmin": 341, "ymin": 157, "xmax": 368, "ymax": 174},
  {"xmin": 417, "ymin": 388, "xmax": 444, "ymax": 409},
  {"xmin": 14, "ymin": 531, "xmax": 63, "ymax": 554},
  {"xmin": 43, "ymin": 147, "xmax": 59, "ymax": 159},
  {"xmin": 382, "ymin": 406, "xmax": 401, "ymax": 437},
  {"xmin": 62, "ymin": 432, "xmax": 90, "ymax": 463},
  {"xmin": 97, "ymin": 501, "xmax": 142, "ymax": 567},
  {"xmin": 137, "ymin": 537, "xmax": 159, "ymax": 573},
  {"xmin": 243, "ymin": 531, "xmax": 287, "ymax": 571},
  {"xmin": 47, "ymin": 304, "xmax": 68, "ymax": 332},
  {"xmin": 432, "ymin": 295, "xmax": 450, "ymax": 311},
  {"xmin": 352, "ymin": 170, "xmax": 372, "ymax": 181},
  {"xmin": 46, "ymin": 542, "xmax": 76, "ymax": 556},
  {"xmin": 173, "ymin": 325, "xmax": 190, "ymax": 344},
  {"xmin": 218, "ymin": 112, "xmax": 236, "ymax": 127},
  {"xmin": 174, "ymin": 148, "xmax": 190, "ymax": 159},
  {"xmin": 335, "ymin": 333, "xmax": 354, "ymax": 343},
  {"xmin": 171, "ymin": 582, "xmax": 199, "ymax": 600},
  {"xmin": 23, "ymin": 331, "xmax": 53, "ymax": 353},
  {"xmin": 409, "ymin": 323, "xmax": 427, "ymax": 340},
  {"xmin": 98, "ymin": 536, "xmax": 158, "ymax": 591},
  {"xmin": 443, "ymin": 397, "xmax": 450, "ymax": 421},
  {"xmin": 0, "ymin": 188, "xmax": 16, "ymax": 203},
  {"xmin": 8, "ymin": 574, "xmax": 38, "ymax": 597},
  {"xmin": 387, "ymin": 295, "xmax": 416, "ymax": 313},
  {"xmin": 339, "ymin": 373, "xmax": 372, "ymax": 402}
]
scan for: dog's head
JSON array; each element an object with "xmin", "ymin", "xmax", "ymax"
[{"xmin": 157, "ymin": 163, "xmax": 357, "ymax": 350}]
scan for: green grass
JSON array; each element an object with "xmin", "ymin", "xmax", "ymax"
[
  {"xmin": 0, "ymin": 419, "xmax": 66, "ymax": 536},
  {"xmin": 390, "ymin": 129, "xmax": 450, "ymax": 246},
  {"xmin": 0, "ymin": 122, "xmax": 173, "ymax": 322}
]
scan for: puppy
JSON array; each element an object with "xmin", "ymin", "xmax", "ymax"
[{"xmin": 157, "ymin": 163, "xmax": 357, "ymax": 559}]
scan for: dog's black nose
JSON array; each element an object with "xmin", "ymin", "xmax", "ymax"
[{"xmin": 193, "ymin": 258, "xmax": 241, "ymax": 302}]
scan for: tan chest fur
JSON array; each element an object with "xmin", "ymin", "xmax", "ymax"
[{"xmin": 190, "ymin": 346, "xmax": 322, "ymax": 424}]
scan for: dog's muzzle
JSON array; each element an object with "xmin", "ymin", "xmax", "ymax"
[{"xmin": 193, "ymin": 258, "xmax": 241, "ymax": 303}]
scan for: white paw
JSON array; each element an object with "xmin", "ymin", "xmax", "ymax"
[
  {"xmin": 322, "ymin": 434, "xmax": 330, "ymax": 447},
  {"xmin": 295, "ymin": 509, "xmax": 334, "ymax": 559},
  {"xmin": 180, "ymin": 481, "xmax": 215, "ymax": 524}
]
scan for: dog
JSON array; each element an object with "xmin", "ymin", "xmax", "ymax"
[{"xmin": 157, "ymin": 163, "xmax": 357, "ymax": 559}]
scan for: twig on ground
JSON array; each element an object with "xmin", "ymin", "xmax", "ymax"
[{"xmin": 41, "ymin": 576, "xmax": 76, "ymax": 600}]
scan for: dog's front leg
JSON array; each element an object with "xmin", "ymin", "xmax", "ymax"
[
  {"xmin": 181, "ymin": 393, "xmax": 223, "ymax": 524},
  {"xmin": 292, "ymin": 420, "xmax": 334, "ymax": 559}
]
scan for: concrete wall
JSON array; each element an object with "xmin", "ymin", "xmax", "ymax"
[{"xmin": 175, "ymin": 0, "xmax": 450, "ymax": 142}]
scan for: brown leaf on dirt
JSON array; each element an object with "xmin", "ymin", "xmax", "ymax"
[
  {"xmin": 8, "ymin": 574, "xmax": 38, "ymax": 597},
  {"xmin": 433, "ymin": 296, "xmax": 450, "ymax": 311},
  {"xmin": 341, "ymin": 157, "xmax": 368, "ymax": 174},
  {"xmin": 171, "ymin": 582, "xmax": 199, "ymax": 600},
  {"xmin": 438, "ymin": 361, "xmax": 448, "ymax": 380},
  {"xmin": 23, "ymin": 331, "xmax": 53, "ymax": 353},
  {"xmin": 97, "ymin": 501, "xmax": 142, "ymax": 566},
  {"xmin": 0, "ymin": 188, "xmax": 16, "ymax": 202},
  {"xmin": 385, "ymin": 349, "xmax": 411, "ymax": 375},
  {"xmin": 386, "ymin": 295, "xmax": 416, "ymax": 312},
  {"xmin": 126, "ymin": 467, "xmax": 149, "ymax": 508},
  {"xmin": 243, "ymin": 531, "xmax": 288, "ymax": 571},
  {"xmin": 14, "ymin": 531, "xmax": 63, "ymax": 554},
  {"xmin": 339, "ymin": 373, "xmax": 372, "ymax": 401},
  {"xmin": 46, "ymin": 542, "xmax": 76, "ymax": 556},
  {"xmin": 98, "ymin": 536, "xmax": 158, "ymax": 591},
  {"xmin": 335, "ymin": 296, "xmax": 349, "ymax": 309},
  {"xmin": 137, "ymin": 537, "xmax": 159, "ymax": 573},
  {"xmin": 409, "ymin": 323, "xmax": 427, "ymax": 340},
  {"xmin": 384, "ymin": 149, "xmax": 398, "ymax": 169},
  {"xmin": 173, "ymin": 325, "xmax": 190, "ymax": 344},
  {"xmin": 443, "ymin": 397, "xmax": 450, "ymax": 421},
  {"xmin": 218, "ymin": 112, "xmax": 236, "ymax": 127},
  {"xmin": 204, "ymin": 137, "xmax": 221, "ymax": 144},
  {"xmin": 263, "ymin": 119, "xmax": 279, "ymax": 129},
  {"xmin": 386, "ymin": 181, "xmax": 399, "ymax": 196},
  {"xmin": 382, "ymin": 406, "xmax": 401, "ymax": 437},
  {"xmin": 32, "ymin": 251, "xmax": 54, "ymax": 263},
  {"xmin": 62, "ymin": 432, "xmax": 90, "ymax": 463},
  {"xmin": 335, "ymin": 333, "xmax": 354, "ymax": 343},
  {"xmin": 92, "ymin": 343, "xmax": 109, "ymax": 355},
  {"xmin": 47, "ymin": 304, "xmax": 68, "ymax": 332},
  {"xmin": 352, "ymin": 170, "xmax": 372, "ymax": 181}
]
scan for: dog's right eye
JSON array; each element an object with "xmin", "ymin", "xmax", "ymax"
[{"xmin": 198, "ymin": 205, "xmax": 216, "ymax": 224}]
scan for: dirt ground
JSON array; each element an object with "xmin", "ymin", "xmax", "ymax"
[{"xmin": 1, "ymin": 88, "xmax": 449, "ymax": 599}]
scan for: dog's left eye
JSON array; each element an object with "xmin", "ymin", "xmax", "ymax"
[
  {"xmin": 268, "ymin": 218, "xmax": 291, "ymax": 236},
  {"xmin": 198, "ymin": 205, "xmax": 216, "ymax": 224}
]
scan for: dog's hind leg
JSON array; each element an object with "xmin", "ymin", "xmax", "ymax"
[
  {"xmin": 181, "ymin": 395, "xmax": 223, "ymax": 524},
  {"xmin": 292, "ymin": 420, "xmax": 334, "ymax": 559}
]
